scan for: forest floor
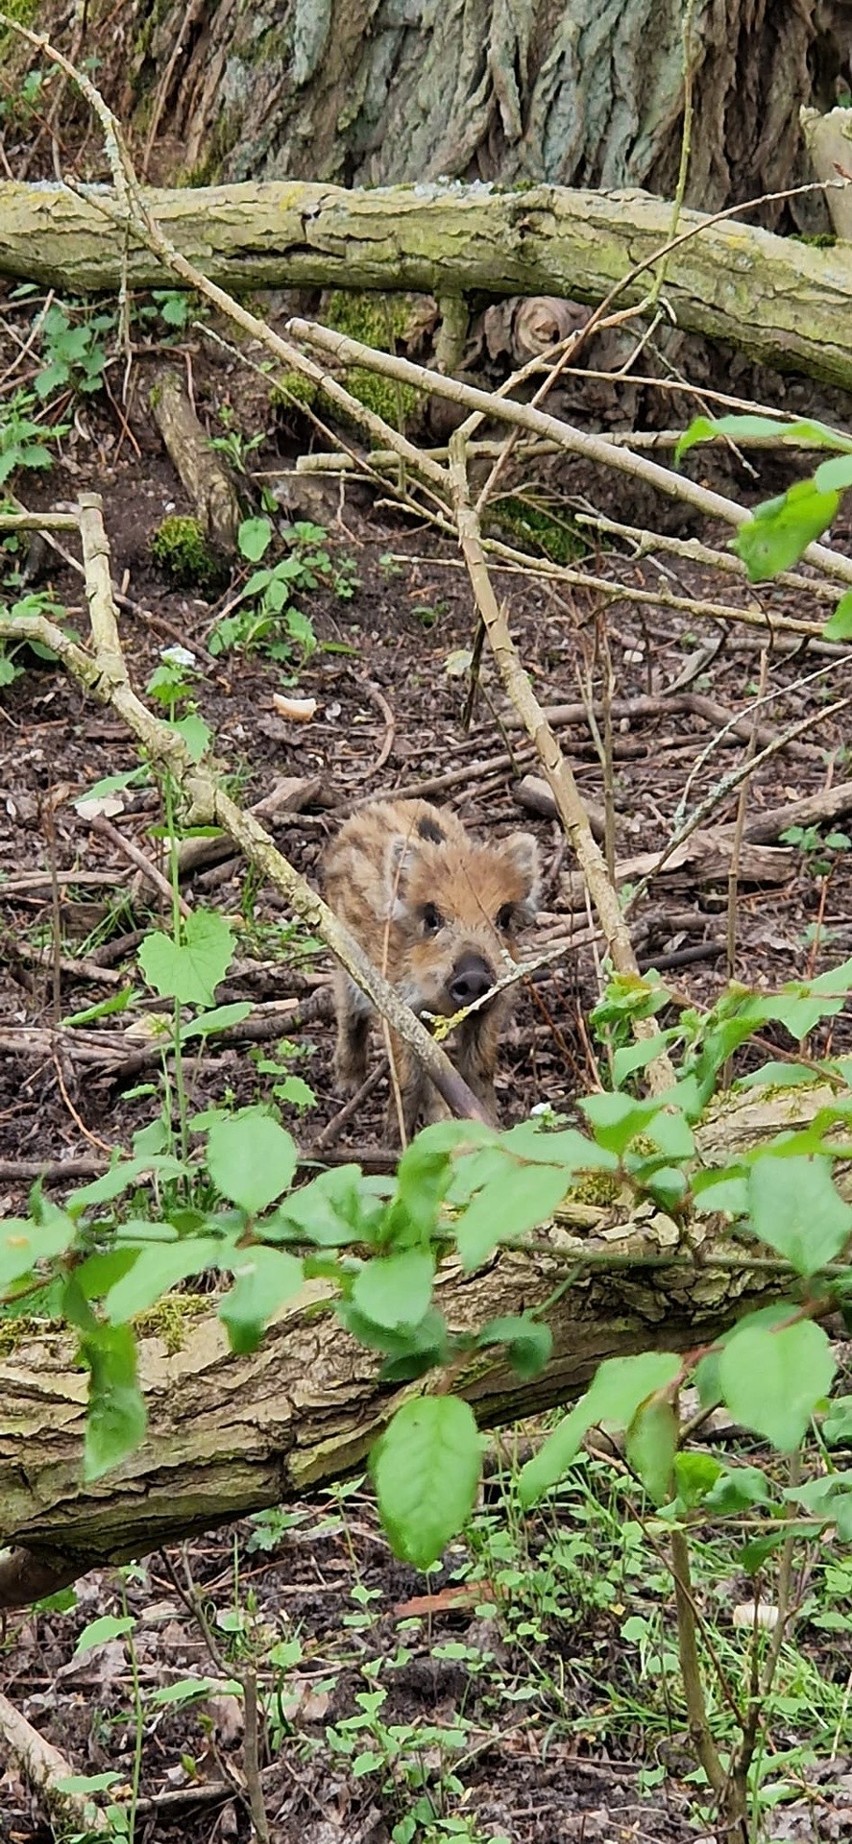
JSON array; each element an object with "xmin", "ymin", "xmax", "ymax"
[{"xmin": 2, "ymin": 294, "xmax": 852, "ymax": 1844}]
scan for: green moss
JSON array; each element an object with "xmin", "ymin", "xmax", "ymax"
[
  {"xmin": 570, "ymin": 1172, "xmax": 624, "ymax": 1209},
  {"xmin": 151, "ymin": 516, "xmax": 226, "ymax": 592},
  {"xmin": 323, "ymin": 291, "xmax": 421, "ymax": 433},
  {"xmin": 134, "ymin": 1292, "xmax": 208, "ymax": 1354},
  {"xmin": 272, "ymin": 370, "xmax": 321, "ymax": 410},
  {"xmin": 791, "ymin": 232, "xmax": 837, "ymax": 248},
  {"xmin": 491, "ymin": 495, "xmax": 584, "ymax": 566}
]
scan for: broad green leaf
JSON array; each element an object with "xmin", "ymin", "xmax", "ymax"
[
  {"xmin": 520, "ymin": 1351, "xmax": 681, "ymax": 1504},
  {"xmin": 207, "ymin": 1110, "xmax": 297, "ymax": 1214},
  {"xmin": 275, "ymin": 1075, "xmax": 316, "ymax": 1109},
  {"xmin": 170, "ymin": 712, "xmax": 211, "ymax": 762},
  {"xmin": 238, "ymin": 515, "xmax": 273, "ymax": 561},
  {"xmin": 0, "ymin": 1211, "xmax": 76, "ymax": 1291},
  {"xmin": 718, "ymin": 1320, "xmax": 836, "ymax": 1451},
  {"xmin": 103, "ymin": 1237, "xmax": 224, "ymax": 1322},
  {"xmin": 626, "ymin": 1395, "xmax": 678, "ymax": 1505},
  {"xmin": 67, "ymin": 1153, "xmax": 187, "ymax": 1212},
  {"xmin": 477, "ymin": 1314, "xmax": 552, "ymax": 1379},
  {"xmin": 372, "ymin": 1396, "xmax": 482, "ymax": 1568},
  {"xmin": 691, "ymin": 1167, "xmax": 748, "ymax": 1215},
  {"xmin": 579, "ymin": 1091, "xmax": 665, "ymax": 1156},
  {"xmin": 673, "ymin": 1452, "xmax": 725, "ymax": 1508},
  {"xmin": 180, "ymin": 1002, "xmax": 252, "ymax": 1040},
  {"xmin": 733, "ymin": 480, "xmax": 840, "ymax": 581},
  {"xmin": 823, "ymin": 1396, "xmax": 852, "ymax": 1445},
  {"xmin": 56, "ymin": 1773, "xmax": 121, "ymax": 1795},
  {"xmin": 269, "ymin": 1164, "xmax": 382, "ymax": 1247},
  {"xmin": 613, "ymin": 1032, "xmax": 677, "ymax": 1086},
  {"xmin": 737, "ymin": 1061, "xmax": 818, "ymax": 1090},
  {"xmin": 392, "ymin": 1130, "xmax": 459, "ymax": 1238},
  {"xmin": 676, "ymin": 413, "xmax": 852, "ymax": 465},
  {"xmin": 747, "ymin": 1154, "xmax": 852, "ymax": 1274},
  {"xmin": 219, "ymin": 1246, "xmax": 304, "ymax": 1352},
  {"xmin": 352, "ymin": 1249, "xmax": 435, "ymax": 1330},
  {"xmin": 455, "ymin": 1162, "xmax": 569, "ymax": 1270},
  {"xmin": 823, "ymin": 591, "xmax": 852, "ymax": 641},
  {"xmin": 703, "ymin": 1465, "xmax": 772, "ymax": 1514},
  {"xmin": 815, "ymin": 454, "xmax": 852, "ymax": 494},
  {"xmin": 138, "ymin": 910, "xmax": 235, "ymax": 1006},
  {"xmin": 65, "ymin": 986, "xmax": 139, "ymax": 1027},
  {"xmin": 81, "ymin": 1323, "xmax": 147, "ymax": 1481},
  {"xmin": 74, "ymin": 1614, "xmax": 134, "ymax": 1656}
]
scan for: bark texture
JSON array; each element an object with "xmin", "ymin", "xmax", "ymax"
[
  {"xmin": 2, "ymin": 180, "xmax": 852, "ymax": 387},
  {"xmin": 98, "ymin": 0, "xmax": 847, "ymax": 231}
]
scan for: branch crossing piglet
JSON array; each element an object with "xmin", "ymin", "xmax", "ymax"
[{"xmin": 323, "ymin": 797, "xmax": 540, "ymax": 1137}]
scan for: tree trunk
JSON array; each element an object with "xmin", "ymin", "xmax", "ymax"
[
  {"xmin": 0, "ymin": 1082, "xmax": 834, "ymax": 1610},
  {"xmin": 2, "ymin": 179, "xmax": 852, "ymax": 389},
  {"xmin": 76, "ymin": 0, "xmax": 844, "ymax": 235}
]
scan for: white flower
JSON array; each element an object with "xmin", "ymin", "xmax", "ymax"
[{"xmin": 160, "ymin": 645, "xmax": 197, "ymax": 668}]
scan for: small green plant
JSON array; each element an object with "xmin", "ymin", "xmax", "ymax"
[
  {"xmin": 0, "ymin": 588, "xmax": 71, "ymax": 687},
  {"xmin": 781, "ymin": 823, "xmax": 851, "ymax": 877},
  {"xmin": 0, "ymin": 389, "xmax": 70, "ymax": 484},
  {"xmin": 208, "ymin": 515, "xmax": 358, "ymax": 661},
  {"xmin": 36, "ymin": 303, "xmax": 115, "ymax": 399},
  {"xmin": 210, "ymin": 405, "xmax": 264, "ymax": 475}
]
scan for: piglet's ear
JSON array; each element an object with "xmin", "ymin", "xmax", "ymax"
[
  {"xmin": 384, "ymin": 834, "xmax": 418, "ymax": 920},
  {"xmin": 499, "ymin": 832, "xmax": 541, "ymax": 921}
]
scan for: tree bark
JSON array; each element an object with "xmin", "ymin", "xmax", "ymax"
[
  {"xmin": 77, "ymin": 0, "xmax": 846, "ymax": 234},
  {"xmin": 0, "ymin": 1082, "xmax": 834, "ymax": 1609},
  {"xmin": 2, "ymin": 180, "xmax": 852, "ymax": 389}
]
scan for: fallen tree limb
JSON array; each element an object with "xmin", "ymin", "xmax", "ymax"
[
  {"xmin": 3, "ymin": 177, "xmax": 852, "ymax": 387},
  {"xmin": 0, "ymin": 1080, "xmax": 838, "ymax": 1609}
]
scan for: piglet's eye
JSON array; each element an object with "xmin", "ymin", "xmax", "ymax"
[
  {"xmin": 422, "ymin": 903, "xmax": 443, "ymax": 934},
  {"xmin": 496, "ymin": 904, "xmax": 515, "ymax": 932}
]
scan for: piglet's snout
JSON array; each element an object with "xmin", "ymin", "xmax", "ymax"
[{"xmin": 448, "ymin": 952, "xmax": 495, "ymax": 1007}]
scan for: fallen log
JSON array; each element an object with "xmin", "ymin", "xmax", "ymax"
[
  {"xmin": 2, "ymin": 180, "xmax": 852, "ymax": 388},
  {"xmin": 0, "ymin": 1081, "xmax": 833, "ymax": 1610}
]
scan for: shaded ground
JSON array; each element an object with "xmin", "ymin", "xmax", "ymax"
[{"xmin": 2, "ymin": 304, "xmax": 852, "ymax": 1842}]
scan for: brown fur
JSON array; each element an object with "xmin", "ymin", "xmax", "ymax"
[{"xmin": 323, "ymin": 798, "xmax": 540, "ymax": 1137}]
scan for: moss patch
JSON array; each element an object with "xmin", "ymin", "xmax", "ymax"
[
  {"xmin": 135, "ymin": 1291, "xmax": 209, "ymax": 1355},
  {"xmin": 151, "ymin": 516, "xmax": 227, "ymax": 593},
  {"xmin": 490, "ymin": 495, "xmax": 584, "ymax": 566}
]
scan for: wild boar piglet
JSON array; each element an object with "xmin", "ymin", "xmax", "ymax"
[{"xmin": 323, "ymin": 797, "xmax": 540, "ymax": 1136}]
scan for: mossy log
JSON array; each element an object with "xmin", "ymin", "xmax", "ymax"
[
  {"xmin": 2, "ymin": 181, "xmax": 852, "ymax": 387},
  {"xmin": 0, "ymin": 1082, "xmax": 833, "ymax": 1610}
]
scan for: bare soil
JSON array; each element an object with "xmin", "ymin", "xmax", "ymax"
[{"xmin": 2, "ymin": 309, "xmax": 852, "ymax": 1843}]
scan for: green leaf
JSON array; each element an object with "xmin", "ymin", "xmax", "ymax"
[
  {"xmin": 352, "ymin": 1249, "xmax": 435, "ymax": 1330},
  {"xmin": 269, "ymin": 1164, "xmax": 383, "ymax": 1247},
  {"xmin": 67, "ymin": 1153, "xmax": 186, "ymax": 1212},
  {"xmin": 103, "ymin": 1237, "xmax": 224, "ymax": 1322},
  {"xmin": 138, "ymin": 910, "xmax": 235, "ymax": 1006},
  {"xmin": 81, "ymin": 1323, "xmax": 147, "ymax": 1481},
  {"xmin": 675, "ymin": 413, "xmax": 852, "ymax": 466},
  {"xmin": 0, "ymin": 1211, "xmax": 76, "ymax": 1291},
  {"xmin": 180, "ymin": 1002, "xmax": 252, "ymax": 1040},
  {"xmin": 74, "ymin": 1614, "xmax": 135, "ymax": 1656},
  {"xmin": 477, "ymin": 1314, "xmax": 552, "ymax": 1379},
  {"xmin": 626, "ymin": 1395, "xmax": 678, "ymax": 1505},
  {"xmin": 207, "ymin": 1110, "xmax": 297, "ymax": 1214},
  {"xmin": 823, "ymin": 1395, "xmax": 852, "ymax": 1446},
  {"xmin": 579, "ymin": 1091, "xmax": 665, "ymax": 1156},
  {"xmin": 814, "ymin": 454, "xmax": 852, "ymax": 494},
  {"xmin": 275, "ymin": 1075, "xmax": 316, "ymax": 1109},
  {"xmin": 691, "ymin": 1167, "xmax": 748, "ymax": 1215},
  {"xmin": 703, "ymin": 1464, "xmax": 772, "ymax": 1514},
  {"xmin": 718, "ymin": 1319, "xmax": 837, "ymax": 1451},
  {"xmin": 392, "ymin": 1127, "xmax": 466, "ymax": 1238},
  {"xmin": 822, "ymin": 590, "xmax": 852, "ymax": 641},
  {"xmin": 673, "ymin": 1452, "xmax": 725, "ymax": 1508},
  {"xmin": 371, "ymin": 1396, "xmax": 482, "ymax": 1568},
  {"xmin": 520, "ymin": 1351, "xmax": 681, "ymax": 1504},
  {"xmin": 455, "ymin": 1162, "xmax": 569, "ymax": 1270},
  {"xmin": 737, "ymin": 1061, "xmax": 818, "ymax": 1090},
  {"xmin": 219, "ymin": 1246, "xmax": 304, "ymax": 1352},
  {"xmin": 238, "ymin": 516, "xmax": 273, "ymax": 562},
  {"xmin": 747, "ymin": 1154, "xmax": 852, "ymax": 1275},
  {"xmin": 733, "ymin": 480, "xmax": 841, "ymax": 581},
  {"xmin": 170, "ymin": 713, "xmax": 212, "ymax": 762}
]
